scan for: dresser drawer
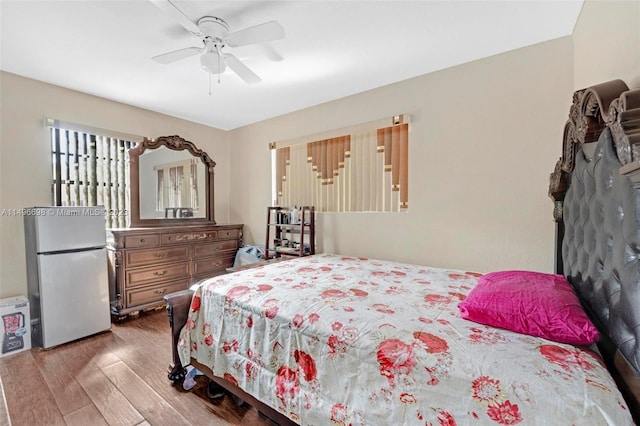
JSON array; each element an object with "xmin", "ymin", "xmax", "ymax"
[
  {"xmin": 126, "ymin": 280, "xmax": 188, "ymax": 308},
  {"xmin": 125, "ymin": 246, "xmax": 190, "ymax": 268},
  {"xmin": 193, "ymin": 240, "xmax": 239, "ymax": 258},
  {"xmin": 126, "ymin": 262, "xmax": 190, "ymax": 287},
  {"xmin": 162, "ymin": 231, "xmax": 217, "ymax": 245},
  {"xmin": 218, "ymin": 229, "xmax": 240, "ymax": 239},
  {"xmin": 193, "ymin": 254, "xmax": 235, "ymax": 276},
  {"xmin": 124, "ymin": 235, "xmax": 160, "ymax": 248}
]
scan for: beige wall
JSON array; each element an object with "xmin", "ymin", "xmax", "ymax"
[
  {"xmin": 573, "ymin": 0, "xmax": 640, "ymax": 89},
  {"xmin": 229, "ymin": 0, "xmax": 640, "ymax": 274},
  {"xmin": 229, "ymin": 37, "xmax": 574, "ymax": 274},
  {"xmin": 0, "ymin": 72, "xmax": 231, "ymax": 298}
]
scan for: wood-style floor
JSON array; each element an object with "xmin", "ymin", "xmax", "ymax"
[{"xmin": 0, "ymin": 308, "xmax": 277, "ymax": 426}]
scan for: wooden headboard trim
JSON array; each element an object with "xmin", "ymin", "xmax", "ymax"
[
  {"xmin": 550, "ymin": 80, "xmax": 640, "ymax": 211},
  {"xmin": 550, "ymin": 80, "xmax": 636, "ymax": 212}
]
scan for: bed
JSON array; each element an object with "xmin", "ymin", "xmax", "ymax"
[{"xmin": 165, "ymin": 79, "xmax": 640, "ymax": 425}]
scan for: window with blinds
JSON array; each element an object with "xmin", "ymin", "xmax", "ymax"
[
  {"xmin": 49, "ymin": 126, "xmax": 137, "ymax": 228},
  {"xmin": 273, "ymin": 116, "xmax": 409, "ymax": 212}
]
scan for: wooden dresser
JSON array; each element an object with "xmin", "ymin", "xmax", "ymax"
[{"xmin": 106, "ymin": 224, "xmax": 243, "ymax": 319}]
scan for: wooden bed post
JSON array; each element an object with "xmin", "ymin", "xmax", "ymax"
[
  {"xmin": 554, "ymin": 221, "xmax": 564, "ymax": 275},
  {"xmin": 549, "ymin": 159, "xmax": 568, "ymax": 275},
  {"xmin": 164, "ymin": 289, "xmax": 194, "ymax": 382}
]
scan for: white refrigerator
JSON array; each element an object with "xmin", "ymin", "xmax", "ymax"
[{"xmin": 24, "ymin": 206, "xmax": 111, "ymax": 348}]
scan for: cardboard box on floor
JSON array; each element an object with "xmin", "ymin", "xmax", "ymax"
[{"xmin": 0, "ymin": 296, "xmax": 31, "ymax": 357}]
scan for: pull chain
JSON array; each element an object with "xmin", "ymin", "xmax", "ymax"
[
  {"xmin": 217, "ymin": 51, "xmax": 221, "ymax": 84},
  {"xmin": 207, "ymin": 49, "xmax": 222, "ymax": 95}
]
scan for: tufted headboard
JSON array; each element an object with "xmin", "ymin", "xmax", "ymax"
[{"xmin": 549, "ymin": 79, "xmax": 640, "ymax": 410}]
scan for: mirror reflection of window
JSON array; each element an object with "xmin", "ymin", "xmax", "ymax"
[
  {"xmin": 154, "ymin": 159, "xmax": 199, "ymax": 218},
  {"xmin": 157, "ymin": 169, "xmax": 164, "ymax": 211},
  {"xmin": 137, "ymin": 144, "xmax": 208, "ymax": 220},
  {"xmin": 190, "ymin": 161, "xmax": 198, "ymax": 209}
]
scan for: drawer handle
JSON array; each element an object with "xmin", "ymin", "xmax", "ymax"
[
  {"xmin": 153, "ymin": 271, "xmax": 168, "ymax": 277},
  {"xmin": 140, "ymin": 238, "xmax": 145, "ymax": 243},
  {"xmin": 153, "ymin": 252, "xmax": 168, "ymax": 258},
  {"xmin": 153, "ymin": 289, "xmax": 167, "ymax": 295},
  {"xmin": 215, "ymin": 246, "xmax": 221, "ymax": 251}
]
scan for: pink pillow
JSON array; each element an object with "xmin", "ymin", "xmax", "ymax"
[{"xmin": 458, "ymin": 270, "xmax": 599, "ymax": 345}]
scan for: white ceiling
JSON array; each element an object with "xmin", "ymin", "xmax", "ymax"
[{"xmin": 0, "ymin": 0, "xmax": 583, "ymax": 131}]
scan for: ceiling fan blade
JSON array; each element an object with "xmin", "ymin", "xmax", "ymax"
[
  {"xmin": 259, "ymin": 44, "xmax": 284, "ymax": 62},
  {"xmin": 149, "ymin": 0, "xmax": 202, "ymax": 36},
  {"xmin": 224, "ymin": 54, "xmax": 261, "ymax": 85},
  {"xmin": 152, "ymin": 47, "xmax": 201, "ymax": 64},
  {"xmin": 225, "ymin": 21, "xmax": 285, "ymax": 47}
]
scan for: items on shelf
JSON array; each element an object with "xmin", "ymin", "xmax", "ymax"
[{"xmin": 265, "ymin": 206, "xmax": 315, "ymax": 259}]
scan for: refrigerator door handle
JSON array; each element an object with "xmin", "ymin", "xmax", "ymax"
[{"xmin": 38, "ymin": 246, "xmax": 105, "ymax": 256}]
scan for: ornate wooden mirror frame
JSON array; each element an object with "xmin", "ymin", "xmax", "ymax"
[{"xmin": 129, "ymin": 135, "xmax": 216, "ymax": 227}]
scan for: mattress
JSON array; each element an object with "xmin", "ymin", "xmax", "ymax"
[{"xmin": 177, "ymin": 254, "xmax": 632, "ymax": 425}]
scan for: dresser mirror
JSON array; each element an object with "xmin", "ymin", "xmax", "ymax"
[{"xmin": 129, "ymin": 135, "xmax": 216, "ymax": 227}]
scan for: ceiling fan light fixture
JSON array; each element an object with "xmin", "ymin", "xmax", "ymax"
[
  {"xmin": 200, "ymin": 51, "xmax": 226, "ymax": 74},
  {"xmin": 151, "ymin": 1, "xmax": 285, "ymax": 84}
]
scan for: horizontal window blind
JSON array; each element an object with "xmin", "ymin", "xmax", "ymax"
[{"xmin": 273, "ymin": 115, "xmax": 409, "ymax": 212}]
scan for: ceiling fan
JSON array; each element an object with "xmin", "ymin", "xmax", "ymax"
[{"xmin": 150, "ymin": 0, "xmax": 285, "ymax": 85}]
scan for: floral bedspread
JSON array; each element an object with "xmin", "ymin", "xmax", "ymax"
[{"xmin": 177, "ymin": 254, "xmax": 632, "ymax": 425}]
